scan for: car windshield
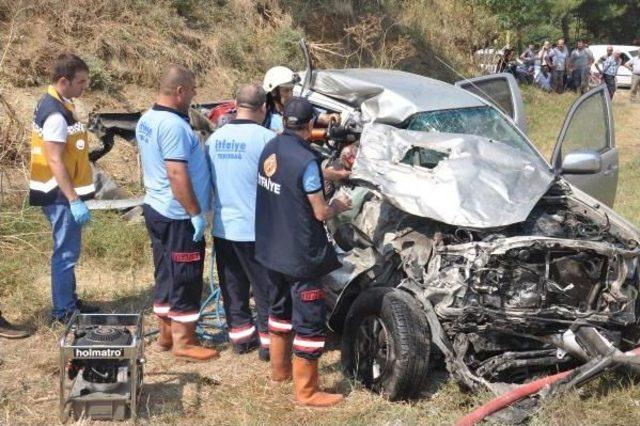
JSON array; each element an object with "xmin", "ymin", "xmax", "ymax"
[
  {"xmin": 406, "ymin": 106, "xmax": 540, "ymax": 159},
  {"xmin": 630, "ymin": 50, "xmax": 638, "ymax": 58}
]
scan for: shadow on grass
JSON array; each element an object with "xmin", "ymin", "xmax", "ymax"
[
  {"xmin": 138, "ymin": 371, "xmax": 220, "ymax": 419},
  {"xmin": 23, "ymin": 282, "xmax": 154, "ymax": 333}
]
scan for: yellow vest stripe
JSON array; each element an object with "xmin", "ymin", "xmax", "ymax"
[{"xmin": 76, "ymin": 184, "xmax": 96, "ymax": 196}]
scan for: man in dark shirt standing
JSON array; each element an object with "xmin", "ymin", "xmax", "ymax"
[{"xmin": 255, "ymin": 97, "xmax": 351, "ymax": 407}]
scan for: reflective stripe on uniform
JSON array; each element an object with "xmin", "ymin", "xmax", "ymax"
[
  {"xmin": 29, "ymin": 178, "xmax": 58, "ymax": 192},
  {"xmin": 293, "ymin": 336, "xmax": 325, "ymax": 351},
  {"xmin": 168, "ymin": 311, "xmax": 200, "ymax": 323},
  {"xmin": 29, "ymin": 179, "xmax": 95, "ymax": 196},
  {"xmin": 153, "ymin": 304, "xmax": 170, "ymax": 315},
  {"xmin": 228, "ymin": 324, "xmax": 256, "ymax": 342},
  {"xmin": 76, "ymin": 183, "xmax": 96, "ymax": 195},
  {"xmin": 259, "ymin": 332, "xmax": 270, "ymax": 347},
  {"xmin": 268, "ymin": 316, "xmax": 293, "ymax": 332}
]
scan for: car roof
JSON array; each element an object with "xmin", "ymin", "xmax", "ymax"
[
  {"xmin": 307, "ymin": 68, "xmax": 485, "ymax": 124},
  {"xmin": 589, "ymin": 44, "xmax": 638, "ymax": 52}
]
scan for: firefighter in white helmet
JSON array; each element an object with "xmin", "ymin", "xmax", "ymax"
[
  {"xmin": 262, "ymin": 66, "xmax": 340, "ymax": 133},
  {"xmin": 262, "ymin": 66, "xmax": 297, "ymax": 132}
]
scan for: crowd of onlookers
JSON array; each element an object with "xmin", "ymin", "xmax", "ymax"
[{"xmin": 498, "ymin": 38, "xmax": 640, "ymax": 102}]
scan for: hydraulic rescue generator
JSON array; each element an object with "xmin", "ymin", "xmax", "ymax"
[{"xmin": 58, "ymin": 313, "xmax": 144, "ymax": 421}]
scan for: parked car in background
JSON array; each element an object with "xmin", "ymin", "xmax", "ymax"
[{"xmin": 590, "ymin": 44, "xmax": 639, "ymax": 88}]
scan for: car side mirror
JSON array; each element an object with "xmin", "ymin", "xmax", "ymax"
[{"xmin": 561, "ymin": 149, "xmax": 602, "ymax": 174}]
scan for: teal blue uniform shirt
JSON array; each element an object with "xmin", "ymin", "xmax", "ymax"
[
  {"xmin": 136, "ymin": 104, "xmax": 211, "ymax": 220},
  {"xmin": 206, "ymin": 119, "xmax": 276, "ymax": 241}
]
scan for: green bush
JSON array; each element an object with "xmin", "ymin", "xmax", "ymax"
[
  {"xmin": 268, "ymin": 26, "xmax": 305, "ymax": 69},
  {"xmin": 85, "ymin": 56, "xmax": 116, "ymax": 92}
]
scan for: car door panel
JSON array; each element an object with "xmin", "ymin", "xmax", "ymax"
[
  {"xmin": 551, "ymin": 85, "xmax": 618, "ymax": 206},
  {"xmin": 455, "ymin": 73, "xmax": 527, "ymax": 134}
]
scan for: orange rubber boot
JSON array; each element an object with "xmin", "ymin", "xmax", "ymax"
[
  {"xmin": 293, "ymin": 355, "xmax": 344, "ymax": 407},
  {"xmin": 156, "ymin": 316, "xmax": 172, "ymax": 351},
  {"xmin": 171, "ymin": 321, "xmax": 219, "ymax": 362},
  {"xmin": 269, "ymin": 332, "xmax": 292, "ymax": 382}
]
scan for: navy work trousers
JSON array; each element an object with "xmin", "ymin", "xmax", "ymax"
[
  {"xmin": 143, "ymin": 204, "xmax": 204, "ymax": 323},
  {"xmin": 214, "ymin": 237, "xmax": 271, "ymax": 348},
  {"xmin": 267, "ymin": 271, "xmax": 326, "ymax": 360}
]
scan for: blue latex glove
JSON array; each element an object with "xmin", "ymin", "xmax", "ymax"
[
  {"xmin": 190, "ymin": 213, "xmax": 207, "ymax": 242},
  {"xmin": 69, "ymin": 199, "xmax": 91, "ymax": 226}
]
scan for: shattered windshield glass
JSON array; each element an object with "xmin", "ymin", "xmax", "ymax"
[{"xmin": 406, "ymin": 106, "xmax": 537, "ymax": 157}]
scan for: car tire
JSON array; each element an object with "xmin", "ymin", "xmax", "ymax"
[{"xmin": 341, "ymin": 286, "xmax": 431, "ymax": 400}]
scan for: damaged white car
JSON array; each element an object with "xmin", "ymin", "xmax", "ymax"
[
  {"xmin": 88, "ymin": 43, "xmax": 639, "ymax": 408},
  {"xmin": 290, "ymin": 65, "xmax": 638, "ymax": 401}
]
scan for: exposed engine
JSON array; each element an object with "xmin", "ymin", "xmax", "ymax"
[{"xmin": 333, "ymin": 181, "xmax": 640, "ymax": 384}]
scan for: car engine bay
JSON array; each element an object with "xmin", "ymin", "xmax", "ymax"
[{"xmin": 329, "ymin": 178, "xmax": 640, "ymax": 389}]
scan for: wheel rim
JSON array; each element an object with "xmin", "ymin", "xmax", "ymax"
[{"xmin": 353, "ymin": 315, "xmax": 394, "ymax": 385}]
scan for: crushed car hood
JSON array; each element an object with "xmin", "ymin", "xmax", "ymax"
[
  {"xmin": 304, "ymin": 69, "xmax": 484, "ymax": 124},
  {"xmin": 351, "ymin": 123, "xmax": 554, "ymax": 228}
]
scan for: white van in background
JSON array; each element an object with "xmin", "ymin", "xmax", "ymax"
[{"xmin": 589, "ymin": 44, "xmax": 639, "ymax": 88}]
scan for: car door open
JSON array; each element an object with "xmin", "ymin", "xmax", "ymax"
[
  {"xmin": 551, "ymin": 85, "xmax": 618, "ymax": 206},
  {"xmin": 455, "ymin": 73, "xmax": 527, "ymax": 134}
]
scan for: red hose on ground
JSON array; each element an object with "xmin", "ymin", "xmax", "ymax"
[
  {"xmin": 456, "ymin": 370, "xmax": 570, "ymax": 426},
  {"xmin": 456, "ymin": 347, "xmax": 640, "ymax": 426}
]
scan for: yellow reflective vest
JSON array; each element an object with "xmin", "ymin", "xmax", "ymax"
[{"xmin": 29, "ymin": 86, "xmax": 94, "ymax": 206}]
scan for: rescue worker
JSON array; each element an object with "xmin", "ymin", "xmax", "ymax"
[
  {"xmin": 206, "ymin": 84, "xmax": 275, "ymax": 361},
  {"xmin": 255, "ymin": 97, "xmax": 351, "ymax": 407},
  {"xmin": 262, "ymin": 67, "xmax": 349, "ymax": 188},
  {"xmin": 262, "ymin": 66, "xmax": 340, "ymax": 133},
  {"xmin": 136, "ymin": 64, "xmax": 217, "ymax": 362},
  {"xmin": 29, "ymin": 53, "xmax": 99, "ymax": 323},
  {"xmin": 262, "ymin": 66, "xmax": 295, "ymax": 132}
]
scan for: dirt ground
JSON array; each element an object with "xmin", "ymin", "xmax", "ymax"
[{"xmin": 1, "ymin": 88, "xmax": 640, "ymax": 425}]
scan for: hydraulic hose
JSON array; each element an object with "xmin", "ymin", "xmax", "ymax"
[{"xmin": 456, "ymin": 346, "xmax": 640, "ymax": 426}]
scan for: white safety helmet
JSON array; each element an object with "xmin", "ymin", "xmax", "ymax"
[{"xmin": 262, "ymin": 66, "xmax": 297, "ymax": 92}]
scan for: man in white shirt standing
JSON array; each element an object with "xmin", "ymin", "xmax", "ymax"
[
  {"xmin": 625, "ymin": 54, "xmax": 640, "ymax": 103},
  {"xmin": 549, "ymin": 38, "xmax": 569, "ymax": 94}
]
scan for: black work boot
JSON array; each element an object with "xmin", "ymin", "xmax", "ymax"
[{"xmin": 0, "ymin": 313, "xmax": 30, "ymax": 339}]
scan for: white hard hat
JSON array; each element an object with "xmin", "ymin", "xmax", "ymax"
[{"xmin": 263, "ymin": 66, "xmax": 297, "ymax": 92}]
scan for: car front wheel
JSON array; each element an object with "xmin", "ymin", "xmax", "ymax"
[{"xmin": 341, "ymin": 287, "xmax": 431, "ymax": 400}]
